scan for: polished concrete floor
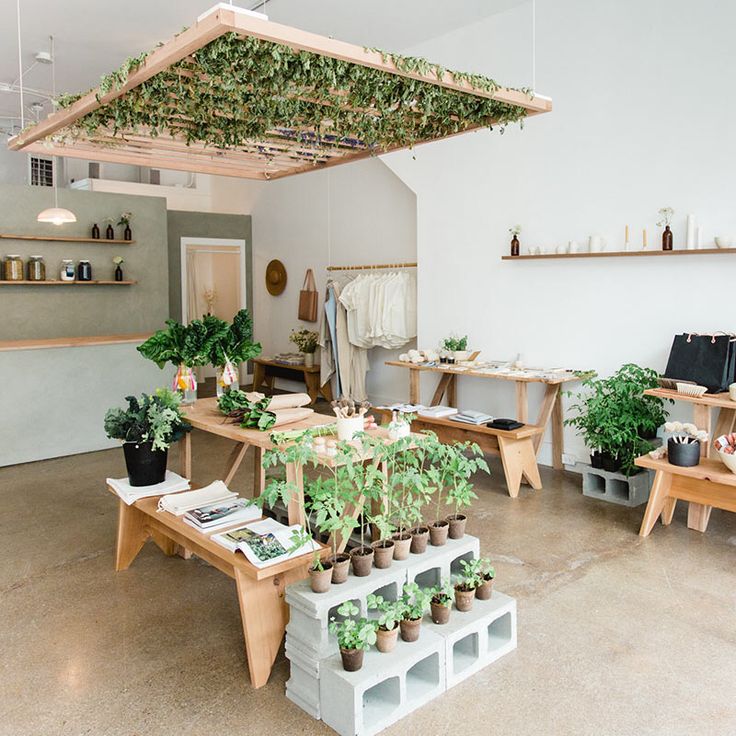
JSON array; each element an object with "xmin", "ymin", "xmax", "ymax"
[{"xmin": 2, "ymin": 433, "xmax": 736, "ymax": 736}]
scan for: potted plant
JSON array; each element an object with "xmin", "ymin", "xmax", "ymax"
[
  {"xmin": 566, "ymin": 364, "xmax": 671, "ymax": 475},
  {"xmin": 429, "ymin": 579, "xmax": 454, "ymax": 624},
  {"xmin": 366, "ymin": 594, "xmax": 404, "ymax": 653},
  {"xmin": 103, "ymin": 388, "xmax": 192, "ymax": 486},
  {"xmin": 328, "ymin": 601, "xmax": 376, "ymax": 671},
  {"xmin": 461, "ymin": 557, "xmax": 495, "ymax": 599},
  {"xmin": 445, "ymin": 442, "xmax": 488, "ymax": 538},
  {"xmin": 112, "ymin": 255, "xmax": 124, "ymax": 282},
  {"xmin": 441, "ymin": 335, "xmax": 470, "ymax": 363},
  {"xmin": 289, "ymin": 328, "xmax": 319, "ymax": 368},
  {"xmin": 665, "ymin": 421, "xmax": 708, "ymax": 467},
  {"xmin": 656, "ymin": 206, "xmax": 674, "ymax": 251},
  {"xmin": 118, "ymin": 211, "xmax": 133, "ymax": 240},
  {"xmin": 205, "ymin": 310, "xmax": 262, "ymax": 397},
  {"xmin": 454, "ymin": 560, "xmax": 480, "ymax": 612},
  {"xmin": 398, "ymin": 583, "xmax": 432, "ymax": 642},
  {"xmin": 368, "ymin": 510, "xmax": 396, "ymax": 569},
  {"xmin": 260, "ymin": 435, "xmax": 331, "ymax": 592},
  {"xmin": 509, "ymin": 225, "xmax": 521, "ymax": 257}
]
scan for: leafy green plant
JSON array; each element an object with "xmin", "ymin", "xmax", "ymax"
[
  {"xmin": 566, "ymin": 363, "xmax": 671, "ymax": 475},
  {"xmin": 207, "ymin": 309, "xmax": 262, "ymax": 367},
  {"xmin": 103, "ymin": 388, "xmax": 191, "ymax": 450},
  {"xmin": 218, "ymin": 389, "xmax": 277, "ymax": 431},
  {"xmin": 329, "ymin": 601, "xmax": 377, "ymax": 651},
  {"xmin": 366, "ymin": 594, "xmax": 404, "ymax": 631},
  {"xmin": 429, "ymin": 578, "xmax": 454, "ymax": 606},
  {"xmin": 442, "ymin": 335, "xmax": 468, "ymax": 352},
  {"xmin": 444, "ymin": 442, "xmax": 487, "ymax": 518},
  {"xmin": 458, "ymin": 558, "xmax": 495, "ymax": 590},
  {"xmin": 289, "ymin": 328, "xmax": 319, "ymax": 354},
  {"xmin": 137, "ymin": 317, "xmax": 227, "ymax": 369},
  {"xmin": 399, "ymin": 582, "xmax": 432, "ymax": 621}
]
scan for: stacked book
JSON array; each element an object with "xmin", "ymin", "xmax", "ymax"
[{"xmin": 448, "ymin": 409, "xmax": 495, "ymax": 426}]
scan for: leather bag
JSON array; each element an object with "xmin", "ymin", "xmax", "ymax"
[{"xmin": 298, "ymin": 269, "xmax": 319, "ymax": 322}]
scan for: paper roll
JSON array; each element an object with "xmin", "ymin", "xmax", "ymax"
[
  {"xmin": 271, "ymin": 407, "xmax": 315, "ymax": 427},
  {"xmin": 267, "ymin": 393, "xmax": 312, "ymax": 410}
]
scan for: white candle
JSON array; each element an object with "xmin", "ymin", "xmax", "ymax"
[
  {"xmin": 696, "ymin": 226, "xmax": 702, "ymax": 249},
  {"xmin": 686, "ymin": 214, "xmax": 696, "ymax": 250}
]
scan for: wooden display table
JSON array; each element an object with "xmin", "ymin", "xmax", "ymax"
[
  {"xmin": 252, "ymin": 357, "xmax": 333, "ymax": 404},
  {"xmin": 108, "ymin": 487, "xmax": 328, "ymax": 689},
  {"xmin": 386, "ymin": 361, "xmax": 579, "ymax": 469},
  {"xmin": 636, "ymin": 455, "xmax": 736, "ymax": 535}
]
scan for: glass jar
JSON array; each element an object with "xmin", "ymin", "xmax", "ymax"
[
  {"xmin": 27, "ymin": 256, "xmax": 46, "ymax": 281},
  {"xmin": 4, "ymin": 255, "xmax": 24, "ymax": 281},
  {"xmin": 60, "ymin": 259, "xmax": 76, "ymax": 282},
  {"xmin": 77, "ymin": 259, "xmax": 92, "ymax": 281}
]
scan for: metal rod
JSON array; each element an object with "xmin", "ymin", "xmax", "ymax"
[
  {"xmin": 16, "ymin": 0, "xmax": 24, "ymax": 130},
  {"xmin": 326, "ymin": 262, "xmax": 417, "ymax": 272}
]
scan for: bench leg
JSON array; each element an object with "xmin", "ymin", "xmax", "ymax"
[
  {"xmin": 661, "ymin": 497, "xmax": 677, "ymax": 525},
  {"xmin": 498, "ymin": 436, "xmax": 541, "ymax": 498},
  {"xmin": 223, "ymin": 441, "xmax": 249, "ymax": 486},
  {"xmin": 235, "ymin": 566, "xmax": 305, "ymax": 689},
  {"xmin": 151, "ymin": 530, "xmax": 178, "ymax": 556},
  {"xmin": 687, "ymin": 503, "xmax": 713, "ymax": 532},
  {"xmin": 285, "ymin": 461, "xmax": 305, "ymax": 526},
  {"xmin": 115, "ymin": 500, "xmax": 150, "ymax": 571},
  {"xmin": 639, "ymin": 471, "xmax": 672, "ymax": 537},
  {"xmin": 304, "ymin": 371, "xmax": 320, "ymax": 404}
]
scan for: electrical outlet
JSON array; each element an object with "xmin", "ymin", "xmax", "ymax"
[{"xmin": 562, "ymin": 453, "xmax": 577, "ymax": 467}]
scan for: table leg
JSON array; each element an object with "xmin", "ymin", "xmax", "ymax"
[
  {"xmin": 447, "ymin": 374, "xmax": 457, "ymax": 408},
  {"xmin": 515, "ymin": 382, "xmax": 529, "ymax": 423},
  {"xmin": 180, "ymin": 432, "xmax": 192, "ymax": 480},
  {"xmin": 409, "ymin": 368, "xmax": 420, "ymax": 404},
  {"xmin": 115, "ymin": 500, "xmax": 150, "ymax": 571},
  {"xmin": 639, "ymin": 471, "xmax": 672, "ymax": 537},
  {"xmin": 234, "ymin": 566, "xmax": 305, "ymax": 689},
  {"xmin": 692, "ymin": 404, "xmax": 712, "ymax": 459},
  {"xmin": 687, "ymin": 503, "xmax": 713, "ymax": 533},
  {"xmin": 285, "ymin": 461, "xmax": 305, "ymax": 526},
  {"xmin": 690, "ymin": 404, "xmax": 713, "ymax": 528},
  {"xmin": 223, "ymin": 442, "xmax": 249, "ymax": 486},
  {"xmin": 551, "ymin": 389, "xmax": 564, "ymax": 470},
  {"xmin": 430, "ymin": 374, "xmax": 452, "ymax": 406},
  {"xmin": 252, "ymin": 361, "xmax": 265, "ymax": 392},
  {"xmin": 253, "ymin": 446, "xmax": 265, "ymax": 499},
  {"xmin": 533, "ymin": 384, "xmax": 559, "ymax": 456},
  {"xmin": 320, "ymin": 378, "xmax": 334, "ymax": 402},
  {"xmin": 304, "ymin": 371, "xmax": 320, "ymax": 404}
]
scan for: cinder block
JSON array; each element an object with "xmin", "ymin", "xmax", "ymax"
[
  {"xmin": 401, "ymin": 534, "xmax": 480, "ymax": 588},
  {"xmin": 319, "ymin": 629, "xmax": 446, "ymax": 736},
  {"xmin": 578, "ymin": 463, "xmax": 653, "ymax": 507},
  {"xmin": 286, "ymin": 683, "xmax": 321, "ymax": 720},
  {"xmin": 285, "ymin": 636, "xmax": 320, "ymax": 677},
  {"xmin": 286, "ymin": 658, "xmax": 321, "ymax": 708},
  {"xmin": 423, "ymin": 591, "xmax": 517, "ymax": 688}
]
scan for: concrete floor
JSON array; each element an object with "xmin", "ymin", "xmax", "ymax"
[{"xmin": 2, "ymin": 432, "xmax": 736, "ymax": 736}]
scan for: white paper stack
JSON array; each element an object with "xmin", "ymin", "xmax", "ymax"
[
  {"xmin": 417, "ymin": 406, "xmax": 458, "ymax": 419},
  {"xmin": 183, "ymin": 498, "xmax": 261, "ymax": 532},
  {"xmin": 157, "ymin": 480, "xmax": 237, "ymax": 515},
  {"xmin": 106, "ymin": 471, "xmax": 191, "ymax": 506}
]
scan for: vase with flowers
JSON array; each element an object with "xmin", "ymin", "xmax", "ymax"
[
  {"xmin": 118, "ymin": 211, "xmax": 133, "ymax": 241},
  {"xmin": 656, "ymin": 207, "xmax": 674, "ymax": 251},
  {"xmin": 508, "ymin": 225, "xmax": 521, "ymax": 256},
  {"xmin": 112, "ymin": 255, "xmax": 124, "ymax": 282},
  {"xmin": 289, "ymin": 328, "xmax": 319, "ymax": 368}
]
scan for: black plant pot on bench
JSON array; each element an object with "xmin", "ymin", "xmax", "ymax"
[
  {"xmin": 123, "ymin": 441, "xmax": 168, "ymax": 486},
  {"xmin": 667, "ymin": 438, "xmax": 700, "ymax": 468}
]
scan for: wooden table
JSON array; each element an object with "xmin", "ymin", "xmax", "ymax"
[
  {"xmin": 386, "ymin": 361, "xmax": 580, "ymax": 469},
  {"xmin": 644, "ymin": 388, "xmax": 736, "ymax": 527},
  {"xmin": 636, "ymin": 455, "xmax": 736, "ymax": 535},
  {"xmin": 109, "ymin": 487, "xmax": 328, "ymax": 688},
  {"xmin": 252, "ymin": 357, "xmax": 333, "ymax": 404}
]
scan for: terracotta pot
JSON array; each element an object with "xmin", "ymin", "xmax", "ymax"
[
  {"xmin": 475, "ymin": 576, "xmax": 494, "ymax": 600},
  {"xmin": 350, "ymin": 546, "xmax": 374, "ymax": 577},
  {"xmin": 430, "ymin": 600, "xmax": 450, "ymax": 625},
  {"xmin": 371, "ymin": 540, "xmax": 394, "ymax": 569},
  {"xmin": 375, "ymin": 625, "xmax": 399, "ymax": 653},
  {"xmin": 309, "ymin": 563, "xmax": 333, "ymax": 594},
  {"xmin": 340, "ymin": 647, "xmax": 364, "ymax": 672},
  {"xmin": 409, "ymin": 526, "xmax": 429, "ymax": 554},
  {"xmin": 399, "ymin": 617, "xmax": 422, "ymax": 642},
  {"xmin": 428, "ymin": 520, "xmax": 449, "ymax": 546},
  {"xmin": 454, "ymin": 586, "xmax": 475, "ymax": 612},
  {"xmin": 446, "ymin": 514, "xmax": 467, "ymax": 539},
  {"xmin": 330, "ymin": 553, "xmax": 351, "ymax": 584},
  {"xmin": 392, "ymin": 532, "xmax": 412, "ymax": 561}
]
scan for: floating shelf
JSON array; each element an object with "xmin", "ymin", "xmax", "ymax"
[
  {"xmin": 502, "ymin": 247, "xmax": 734, "ymax": 261},
  {"xmin": 0, "ymin": 280, "xmax": 136, "ymax": 285},
  {"xmin": 0, "ymin": 332, "xmax": 151, "ymax": 352},
  {"xmin": 0, "ymin": 234, "xmax": 135, "ymax": 244}
]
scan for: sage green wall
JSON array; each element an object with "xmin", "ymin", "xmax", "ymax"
[
  {"xmin": 166, "ymin": 210, "xmax": 253, "ymax": 322},
  {"xmin": 0, "ymin": 185, "xmax": 168, "ymax": 340}
]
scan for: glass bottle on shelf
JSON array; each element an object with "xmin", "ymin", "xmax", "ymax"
[
  {"xmin": 91, "ymin": 223, "xmax": 100, "ymax": 239},
  {"xmin": 77, "ymin": 260, "xmax": 92, "ymax": 281},
  {"xmin": 60, "ymin": 259, "xmax": 76, "ymax": 282},
  {"xmin": 662, "ymin": 226, "xmax": 673, "ymax": 251},
  {"xmin": 27, "ymin": 256, "xmax": 46, "ymax": 281}
]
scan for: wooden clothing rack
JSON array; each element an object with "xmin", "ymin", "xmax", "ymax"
[{"xmin": 326, "ymin": 262, "xmax": 417, "ymax": 272}]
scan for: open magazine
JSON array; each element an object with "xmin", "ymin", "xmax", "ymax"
[{"xmin": 212, "ymin": 518, "xmax": 317, "ymax": 569}]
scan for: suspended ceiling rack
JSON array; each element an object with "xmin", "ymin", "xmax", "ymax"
[{"xmin": 8, "ymin": 4, "xmax": 552, "ymax": 181}]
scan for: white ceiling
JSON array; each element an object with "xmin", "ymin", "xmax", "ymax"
[{"xmin": 0, "ymin": 0, "xmax": 527, "ymax": 134}]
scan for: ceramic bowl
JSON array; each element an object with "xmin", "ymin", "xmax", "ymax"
[
  {"xmin": 717, "ymin": 448, "xmax": 736, "ymax": 474},
  {"xmin": 715, "ymin": 236, "xmax": 733, "ymax": 248}
]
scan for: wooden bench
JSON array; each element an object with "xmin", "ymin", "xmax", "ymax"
[
  {"xmin": 636, "ymin": 455, "xmax": 736, "ymax": 536},
  {"xmin": 377, "ymin": 410, "xmax": 543, "ymax": 497},
  {"xmin": 252, "ymin": 357, "xmax": 333, "ymax": 405}
]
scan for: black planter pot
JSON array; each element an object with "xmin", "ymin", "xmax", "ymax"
[
  {"xmin": 638, "ymin": 426, "xmax": 658, "ymax": 441},
  {"xmin": 590, "ymin": 451, "xmax": 604, "ymax": 469},
  {"xmin": 123, "ymin": 441, "xmax": 168, "ymax": 486},
  {"xmin": 667, "ymin": 438, "xmax": 700, "ymax": 468},
  {"xmin": 600, "ymin": 452, "xmax": 620, "ymax": 473}
]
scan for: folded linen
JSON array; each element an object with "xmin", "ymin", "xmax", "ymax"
[
  {"xmin": 107, "ymin": 471, "xmax": 190, "ymax": 506},
  {"xmin": 157, "ymin": 480, "xmax": 237, "ymax": 515}
]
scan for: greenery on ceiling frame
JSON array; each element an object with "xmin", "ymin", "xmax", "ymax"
[{"xmin": 54, "ymin": 32, "xmax": 532, "ymax": 164}]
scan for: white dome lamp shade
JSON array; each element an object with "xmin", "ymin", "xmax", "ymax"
[{"xmin": 37, "ymin": 206, "xmax": 77, "ymax": 225}]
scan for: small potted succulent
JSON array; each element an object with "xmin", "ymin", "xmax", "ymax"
[
  {"xmin": 509, "ymin": 225, "xmax": 521, "ymax": 256},
  {"xmin": 103, "ymin": 389, "xmax": 192, "ymax": 486},
  {"xmin": 656, "ymin": 206, "xmax": 674, "ymax": 251},
  {"xmin": 329, "ymin": 601, "xmax": 376, "ymax": 672},
  {"xmin": 366, "ymin": 594, "xmax": 404, "ymax": 653},
  {"xmin": 454, "ymin": 559, "xmax": 480, "ymax": 612},
  {"xmin": 429, "ymin": 579, "xmax": 454, "ymax": 625},
  {"xmin": 398, "ymin": 583, "xmax": 432, "ymax": 642},
  {"xmin": 665, "ymin": 421, "xmax": 708, "ymax": 467},
  {"xmin": 289, "ymin": 328, "xmax": 319, "ymax": 368}
]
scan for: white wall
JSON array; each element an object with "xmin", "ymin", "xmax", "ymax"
[
  {"xmin": 247, "ymin": 158, "xmax": 417, "ymax": 405},
  {"xmin": 381, "ymin": 0, "xmax": 736, "ymax": 464}
]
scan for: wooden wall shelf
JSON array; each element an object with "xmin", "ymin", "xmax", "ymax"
[
  {"xmin": 0, "ymin": 234, "xmax": 135, "ymax": 244},
  {"xmin": 0, "ymin": 280, "xmax": 136, "ymax": 286},
  {"xmin": 502, "ymin": 247, "xmax": 734, "ymax": 261},
  {"xmin": 0, "ymin": 333, "xmax": 151, "ymax": 352}
]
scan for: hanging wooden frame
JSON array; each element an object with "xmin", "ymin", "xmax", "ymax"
[{"xmin": 8, "ymin": 4, "xmax": 552, "ymax": 181}]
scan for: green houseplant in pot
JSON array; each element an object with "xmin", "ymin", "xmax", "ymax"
[
  {"xmin": 454, "ymin": 559, "xmax": 481, "ymax": 612},
  {"xmin": 461, "ymin": 557, "xmax": 496, "ymax": 600},
  {"xmin": 366, "ymin": 594, "xmax": 404, "ymax": 653},
  {"xmin": 368, "ymin": 509, "xmax": 396, "ymax": 569},
  {"xmin": 428, "ymin": 578, "xmax": 454, "ymax": 624},
  {"xmin": 398, "ymin": 582, "xmax": 432, "ymax": 642},
  {"xmin": 444, "ymin": 442, "xmax": 488, "ymax": 538},
  {"xmin": 441, "ymin": 334, "xmax": 470, "ymax": 363},
  {"xmin": 289, "ymin": 328, "xmax": 319, "ymax": 368},
  {"xmin": 329, "ymin": 601, "xmax": 377, "ymax": 672},
  {"xmin": 104, "ymin": 388, "xmax": 191, "ymax": 486}
]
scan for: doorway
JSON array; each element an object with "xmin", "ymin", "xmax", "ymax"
[{"xmin": 180, "ymin": 237, "xmax": 247, "ymax": 380}]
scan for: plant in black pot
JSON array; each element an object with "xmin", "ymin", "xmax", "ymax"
[
  {"xmin": 664, "ymin": 421, "xmax": 708, "ymax": 467},
  {"xmin": 104, "ymin": 389, "xmax": 191, "ymax": 486}
]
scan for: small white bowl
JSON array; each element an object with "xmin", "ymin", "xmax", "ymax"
[
  {"xmin": 717, "ymin": 448, "xmax": 736, "ymax": 474},
  {"xmin": 715, "ymin": 236, "xmax": 733, "ymax": 248}
]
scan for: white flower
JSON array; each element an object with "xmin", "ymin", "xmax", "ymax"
[{"xmin": 682, "ymin": 423, "xmax": 698, "ymax": 435}]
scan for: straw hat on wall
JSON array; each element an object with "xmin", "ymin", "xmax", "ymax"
[{"xmin": 265, "ymin": 259, "xmax": 287, "ymax": 295}]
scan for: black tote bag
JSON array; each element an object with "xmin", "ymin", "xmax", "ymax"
[{"xmin": 663, "ymin": 333, "xmax": 736, "ymax": 393}]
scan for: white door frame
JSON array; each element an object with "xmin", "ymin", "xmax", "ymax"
[{"xmin": 180, "ymin": 236, "xmax": 247, "ymax": 323}]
